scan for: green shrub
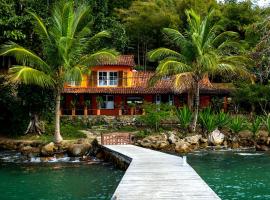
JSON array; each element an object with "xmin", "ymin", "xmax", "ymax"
[
  {"xmin": 137, "ymin": 103, "xmax": 173, "ymax": 132},
  {"xmin": 215, "ymin": 112, "xmax": 230, "ymax": 129},
  {"xmin": 263, "ymin": 115, "xmax": 270, "ymax": 136},
  {"xmin": 249, "ymin": 117, "xmax": 262, "ymax": 138},
  {"xmin": 44, "ymin": 122, "xmax": 86, "ymax": 140},
  {"xmin": 199, "ymin": 108, "xmax": 217, "ymax": 134},
  {"xmin": 175, "ymin": 106, "xmax": 192, "ymax": 132},
  {"xmin": 134, "ymin": 130, "xmax": 151, "ymax": 139},
  {"xmin": 229, "ymin": 116, "xmax": 246, "ymax": 135}
]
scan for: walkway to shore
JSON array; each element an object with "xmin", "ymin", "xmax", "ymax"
[{"xmin": 104, "ymin": 145, "xmax": 220, "ymax": 200}]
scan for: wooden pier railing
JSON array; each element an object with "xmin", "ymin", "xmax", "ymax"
[{"xmin": 101, "ymin": 133, "xmax": 131, "ymax": 145}]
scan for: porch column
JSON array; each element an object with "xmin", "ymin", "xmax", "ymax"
[{"xmin": 223, "ymin": 96, "xmax": 228, "ymax": 112}]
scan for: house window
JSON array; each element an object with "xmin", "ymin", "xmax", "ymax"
[
  {"xmin": 101, "ymin": 95, "xmax": 114, "ymax": 109},
  {"xmin": 98, "ymin": 71, "xmax": 118, "ymax": 86},
  {"xmin": 169, "ymin": 94, "xmax": 174, "ymax": 105},
  {"xmin": 155, "ymin": 94, "xmax": 161, "ymax": 105}
]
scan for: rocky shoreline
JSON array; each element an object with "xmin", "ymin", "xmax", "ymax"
[
  {"xmin": 0, "ymin": 138, "xmax": 96, "ymax": 158},
  {"xmin": 136, "ymin": 129, "xmax": 270, "ymax": 153},
  {"xmin": 1, "ymin": 128, "xmax": 270, "ymax": 160}
]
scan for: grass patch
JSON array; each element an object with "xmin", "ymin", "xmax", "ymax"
[{"xmin": 18, "ymin": 122, "xmax": 87, "ymax": 142}]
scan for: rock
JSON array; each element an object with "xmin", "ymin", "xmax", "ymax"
[
  {"xmin": 257, "ymin": 130, "xmax": 269, "ymax": 137},
  {"xmin": 231, "ymin": 142, "xmax": 239, "ymax": 149},
  {"xmin": 159, "ymin": 141, "xmax": 169, "ymax": 149},
  {"xmin": 238, "ymin": 130, "xmax": 253, "ymax": 139},
  {"xmin": 175, "ymin": 140, "xmax": 191, "ymax": 153},
  {"xmin": 257, "ymin": 130, "xmax": 269, "ymax": 144},
  {"xmin": 208, "ymin": 129, "xmax": 225, "ymax": 146},
  {"xmin": 200, "ymin": 137, "xmax": 208, "ymax": 144},
  {"xmin": 267, "ymin": 137, "xmax": 270, "ymax": 145},
  {"xmin": 168, "ymin": 132, "xmax": 179, "ymax": 144},
  {"xmin": 185, "ymin": 135, "xmax": 201, "ymax": 145},
  {"xmin": 138, "ymin": 138, "xmax": 152, "ymax": 148},
  {"xmin": 256, "ymin": 144, "xmax": 269, "ymax": 151},
  {"xmin": 41, "ymin": 142, "xmax": 57, "ymax": 156},
  {"xmin": 20, "ymin": 146, "xmax": 40, "ymax": 156},
  {"xmin": 68, "ymin": 143, "xmax": 91, "ymax": 156}
]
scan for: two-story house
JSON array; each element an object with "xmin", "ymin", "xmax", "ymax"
[{"xmin": 62, "ymin": 55, "xmax": 230, "ymax": 116}]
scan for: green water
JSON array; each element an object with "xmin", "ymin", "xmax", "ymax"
[
  {"xmin": 188, "ymin": 151, "xmax": 270, "ymax": 200},
  {"xmin": 0, "ymin": 162, "xmax": 124, "ymax": 200}
]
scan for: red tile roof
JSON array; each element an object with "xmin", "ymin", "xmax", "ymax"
[
  {"xmin": 101, "ymin": 55, "xmax": 135, "ymax": 67},
  {"xmin": 63, "ymin": 71, "xmax": 230, "ymax": 95}
]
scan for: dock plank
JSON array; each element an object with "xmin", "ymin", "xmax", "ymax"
[{"xmin": 104, "ymin": 145, "xmax": 220, "ymax": 200}]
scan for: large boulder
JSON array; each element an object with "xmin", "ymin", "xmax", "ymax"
[
  {"xmin": 208, "ymin": 129, "xmax": 225, "ymax": 146},
  {"xmin": 185, "ymin": 135, "xmax": 202, "ymax": 145},
  {"xmin": 41, "ymin": 142, "xmax": 57, "ymax": 156},
  {"xmin": 167, "ymin": 132, "xmax": 180, "ymax": 144},
  {"xmin": 20, "ymin": 146, "xmax": 40, "ymax": 156},
  {"xmin": 137, "ymin": 134, "xmax": 169, "ymax": 150},
  {"xmin": 257, "ymin": 130, "xmax": 269, "ymax": 144},
  {"xmin": 256, "ymin": 144, "xmax": 269, "ymax": 151},
  {"xmin": 175, "ymin": 140, "xmax": 191, "ymax": 153},
  {"xmin": 68, "ymin": 143, "xmax": 91, "ymax": 157}
]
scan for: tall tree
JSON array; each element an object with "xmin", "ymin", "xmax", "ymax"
[
  {"xmin": 148, "ymin": 9, "xmax": 251, "ymax": 132},
  {"xmin": 0, "ymin": 0, "xmax": 118, "ymax": 143},
  {"xmin": 118, "ymin": 0, "xmax": 180, "ymax": 68}
]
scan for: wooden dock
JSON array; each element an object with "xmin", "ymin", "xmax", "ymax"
[{"xmin": 104, "ymin": 145, "xmax": 220, "ymax": 200}]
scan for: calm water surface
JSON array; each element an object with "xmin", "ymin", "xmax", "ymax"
[
  {"xmin": 188, "ymin": 151, "xmax": 270, "ymax": 200},
  {"xmin": 0, "ymin": 152, "xmax": 124, "ymax": 200}
]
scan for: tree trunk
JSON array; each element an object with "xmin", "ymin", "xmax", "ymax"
[
  {"xmin": 191, "ymin": 81, "xmax": 200, "ymax": 132},
  {"xmin": 54, "ymin": 90, "xmax": 63, "ymax": 143},
  {"xmin": 25, "ymin": 113, "xmax": 42, "ymax": 135}
]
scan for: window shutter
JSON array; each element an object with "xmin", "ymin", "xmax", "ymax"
[
  {"xmin": 118, "ymin": 71, "xmax": 123, "ymax": 87},
  {"xmin": 90, "ymin": 71, "xmax": 97, "ymax": 87},
  {"xmin": 123, "ymin": 71, "xmax": 128, "ymax": 86}
]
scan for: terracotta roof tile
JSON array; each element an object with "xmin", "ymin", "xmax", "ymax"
[
  {"xmin": 63, "ymin": 71, "xmax": 230, "ymax": 95},
  {"xmin": 101, "ymin": 55, "xmax": 135, "ymax": 67}
]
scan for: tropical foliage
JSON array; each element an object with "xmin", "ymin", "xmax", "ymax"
[
  {"xmin": 0, "ymin": 0, "xmax": 118, "ymax": 142},
  {"xmin": 175, "ymin": 106, "xmax": 192, "ymax": 133},
  {"xmin": 148, "ymin": 9, "xmax": 250, "ymax": 132}
]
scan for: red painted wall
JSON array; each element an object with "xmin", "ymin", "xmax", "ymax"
[{"xmin": 200, "ymin": 96, "xmax": 211, "ymax": 108}]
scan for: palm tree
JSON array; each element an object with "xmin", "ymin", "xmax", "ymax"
[
  {"xmin": 148, "ymin": 9, "xmax": 251, "ymax": 132},
  {"xmin": 0, "ymin": 0, "xmax": 118, "ymax": 143}
]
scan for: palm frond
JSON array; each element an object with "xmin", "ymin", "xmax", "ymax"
[
  {"xmin": 156, "ymin": 59, "xmax": 192, "ymax": 76},
  {"xmin": 0, "ymin": 42, "xmax": 50, "ymax": 72},
  {"xmin": 71, "ymin": 3, "xmax": 92, "ymax": 37},
  {"xmin": 28, "ymin": 11, "xmax": 50, "ymax": 41},
  {"xmin": 162, "ymin": 28, "xmax": 187, "ymax": 47},
  {"xmin": 9, "ymin": 66, "xmax": 54, "ymax": 87},
  {"xmin": 212, "ymin": 31, "xmax": 239, "ymax": 47},
  {"xmin": 147, "ymin": 48, "xmax": 184, "ymax": 62},
  {"xmin": 174, "ymin": 72, "xmax": 194, "ymax": 92},
  {"xmin": 88, "ymin": 31, "xmax": 111, "ymax": 44},
  {"xmin": 216, "ymin": 56, "xmax": 252, "ymax": 79},
  {"xmin": 79, "ymin": 49, "xmax": 119, "ymax": 66},
  {"xmin": 64, "ymin": 65, "xmax": 87, "ymax": 83}
]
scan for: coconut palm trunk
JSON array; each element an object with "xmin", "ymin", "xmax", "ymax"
[
  {"xmin": 191, "ymin": 80, "xmax": 200, "ymax": 132},
  {"xmin": 54, "ymin": 89, "xmax": 63, "ymax": 143}
]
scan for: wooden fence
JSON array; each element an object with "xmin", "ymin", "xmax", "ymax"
[{"xmin": 101, "ymin": 133, "xmax": 132, "ymax": 145}]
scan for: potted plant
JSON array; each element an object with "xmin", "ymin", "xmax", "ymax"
[
  {"xmin": 117, "ymin": 101, "xmax": 124, "ymax": 116},
  {"xmin": 83, "ymin": 100, "xmax": 91, "ymax": 116},
  {"xmin": 70, "ymin": 98, "xmax": 77, "ymax": 116},
  {"xmin": 128, "ymin": 102, "xmax": 136, "ymax": 115},
  {"xmin": 96, "ymin": 96, "xmax": 103, "ymax": 115}
]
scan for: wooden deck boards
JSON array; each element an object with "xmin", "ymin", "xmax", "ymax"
[{"xmin": 104, "ymin": 145, "xmax": 220, "ymax": 200}]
